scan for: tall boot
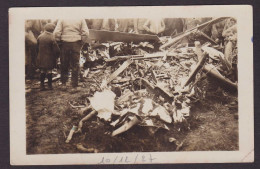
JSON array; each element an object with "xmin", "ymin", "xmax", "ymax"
[
  {"xmin": 40, "ymin": 73, "xmax": 46, "ymax": 91},
  {"xmin": 47, "ymin": 73, "xmax": 53, "ymax": 90}
]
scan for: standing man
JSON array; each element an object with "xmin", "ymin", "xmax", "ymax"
[{"xmin": 53, "ymin": 19, "xmax": 89, "ymax": 88}]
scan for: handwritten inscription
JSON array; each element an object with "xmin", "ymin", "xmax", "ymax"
[{"xmin": 98, "ymin": 154, "xmax": 156, "ymax": 164}]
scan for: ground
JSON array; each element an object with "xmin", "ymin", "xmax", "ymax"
[{"xmin": 26, "ymin": 74, "xmax": 238, "ymax": 154}]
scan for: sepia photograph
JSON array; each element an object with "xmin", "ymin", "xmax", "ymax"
[
  {"xmin": 9, "ymin": 6, "xmax": 253, "ymax": 165},
  {"xmin": 25, "ymin": 17, "xmax": 239, "ymax": 154}
]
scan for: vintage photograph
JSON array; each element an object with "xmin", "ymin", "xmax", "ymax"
[
  {"xmin": 25, "ymin": 17, "xmax": 239, "ymax": 154},
  {"xmin": 9, "ymin": 6, "xmax": 253, "ymax": 165}
]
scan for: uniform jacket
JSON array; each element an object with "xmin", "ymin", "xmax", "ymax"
[{"xmin": 36, "ymin": 31, "xmax": 60, "ymax": 69}]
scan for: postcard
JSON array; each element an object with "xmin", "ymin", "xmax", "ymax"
[{"xmin": 9, "ymin": 5, "xmax": 253, "ymax": 165}]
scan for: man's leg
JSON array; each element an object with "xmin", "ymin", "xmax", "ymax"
[
  {"xmin": 46, "ymin": 69, "xmax": 53, "ymax": 90},
  {"xmin": 60, "ymin": 43, "xmax": 70, "ymax": 85},
  {"xmin": 40, "ymin": 69, "xmax": 46, "ymax": 91},
  {"xmin": 70, "ymin": 41, "xmax": 81, "ymax": 88}
]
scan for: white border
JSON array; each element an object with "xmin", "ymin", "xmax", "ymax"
[{"xmin": 9, "ymin": 5, "xmax": 254, "ymax": 165}]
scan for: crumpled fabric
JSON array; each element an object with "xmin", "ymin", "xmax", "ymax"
[{"xmin": 89, "ymin": 90, "xmax": 116, "ymax": 121}]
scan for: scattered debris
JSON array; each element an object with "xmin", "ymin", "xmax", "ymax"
[
  {"xmin": 182, "ymin": 50, "xmax": 207, "ymax": 87},
  {"xmin": 58, "ymin": 17, "xmax": 238, "ymax": 150}
]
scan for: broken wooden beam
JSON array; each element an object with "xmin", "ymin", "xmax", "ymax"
[
  {"xmin": 132, "ymin": 55, "xmax": 164, "ymax": 60},
  {"xmin": 105, "ymin": 52, "xmax": 178, "ymax": 63},
  {"xmin": 154, "ymin": 86, "xmax": 174, "ymax": 103},
  {"xmin": 160, "ymin": 30, "xmax": 192, "ymax": 50},
  {"xmin": 203, "ymin": 64, "xmax": 237, "ymax": 90},
  {"xmin": 138, "ymin": 78, "xmax": 155, "ymax": 92},
  {"xmin": 111, "ymin": 116, "xmax": 140, "ymax": 136},
  {"xmin": 197, "ymin": 30, "xmax": 218, "ymax": 45},
  {"xmin": 65, "ymin": 125, "xmax": 77, "ymax": 143},
  {"xmin": 88, "ymin": 29, "xmax": 160, "ymax": 43},
  {"xmin": 106, "ymin": 59, "xmax": 133, "ymax": 85},
  {"xmin": 105, "ymin": 55, "xmax": 143, "ymax": 62},
  {"xmin": 182, "ymin": 50, "xmax": 207, "ymax": 88},
  {"xmin": 105, "ymin": 54, "xmax": 163, "ymax": 63}
]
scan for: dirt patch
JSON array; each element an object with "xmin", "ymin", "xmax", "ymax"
[{"xmin": 182, "ymin": 101, "xmax": 238, "ymax": 151}]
